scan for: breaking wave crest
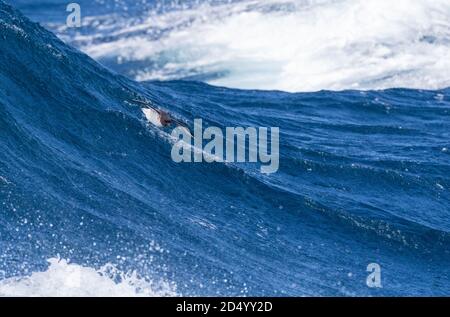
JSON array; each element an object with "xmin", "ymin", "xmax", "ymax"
[
  {"xmin": 52, "ymin": 0, "xmax": 450, "ymax": 92},
  {"xmin": 0, "ymin": 258, "xmax": 177, "ymax": 297}
]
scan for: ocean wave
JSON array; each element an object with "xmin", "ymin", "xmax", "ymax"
[
  {"xmin": 47, "ymin": 0, "xmax": 450, "ymax": 92},
  {"xmin": 1, "ymin": 1, "xmax": 450, "ymax": 296}
]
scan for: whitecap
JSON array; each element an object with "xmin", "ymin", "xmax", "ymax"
[{"xmin": 0, "ymin": 258, "xmax": 178, "ymax": 297}]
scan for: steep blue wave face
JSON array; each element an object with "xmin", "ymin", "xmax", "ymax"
[{"xmin": 0, "ymin": 1, "xmax": 449, "ymax": 296}]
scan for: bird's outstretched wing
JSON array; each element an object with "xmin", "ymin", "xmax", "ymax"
[
  {"xmin": 131, "ymin": 99, "xmax": 161, "ymax": 114},
  {"xmin": 172, "ymin": 119, "xmax": 193, "ymax": 137}
]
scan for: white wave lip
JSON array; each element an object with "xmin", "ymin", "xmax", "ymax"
[
  {"xmin": 0, "ymin": 258, "xmax": 178, "ymax": 297},
  {"xmin": 59, "ymin": 0, "xmax": 450, "ymax": 92}
]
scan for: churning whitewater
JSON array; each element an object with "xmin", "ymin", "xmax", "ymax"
[{"xmin": 22, "ymin": 0, "xmax": 450, "ymax": 92}]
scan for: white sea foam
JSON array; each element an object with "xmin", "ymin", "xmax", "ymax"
[
  {"xmin": 0, "ymin": 258, "xmax": 177, "ymax": 297},
  {"xmin": 57, "ymin": 0, "xmax": 450, "ymax": 92},
  {"xmin": 0, "ymin": 176, "xmax": 11, "ymax": 184},
  {"xmin": 0, "ymin": 21, "xmax": 26, "ymax": 37}
]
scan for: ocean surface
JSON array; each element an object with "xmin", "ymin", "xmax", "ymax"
[{"xmin": 0, "ymin": 0, "xmax": 449, "ymax": 296}]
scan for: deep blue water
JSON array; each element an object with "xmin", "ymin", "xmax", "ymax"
[{"xmin": 0, "ymin": 1, "xmax": 449, "ymax": 296}]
